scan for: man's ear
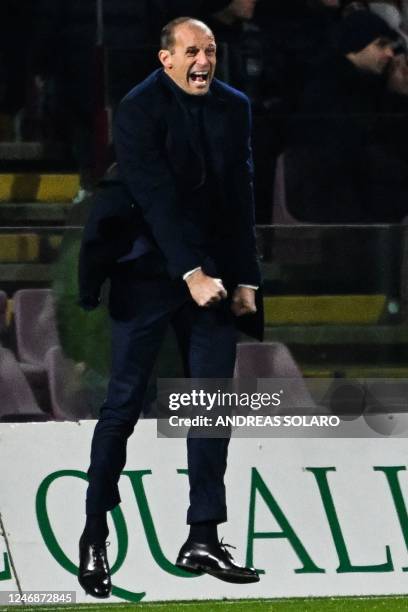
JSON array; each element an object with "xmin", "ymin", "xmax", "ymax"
[{"xmin": 158, "ymin": 49, "xmax": 173, "ymax": 69}]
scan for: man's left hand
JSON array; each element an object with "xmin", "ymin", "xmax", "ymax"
[{"xmin": 231, "ymin": 287, "xmax": 257, "ymax": 317}]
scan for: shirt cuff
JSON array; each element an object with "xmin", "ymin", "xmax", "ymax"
[
  {"xmin": 238, "ymin": 284, "xmax": 258, "ymax": 290},
  {"xmin": 183, "ymin": 266, "xmax": 202, "ymax": 281}
]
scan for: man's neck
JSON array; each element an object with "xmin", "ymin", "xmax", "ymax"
[{"xmin": 162, "ymin": 70, "xmax": 210, "ymax": 103}]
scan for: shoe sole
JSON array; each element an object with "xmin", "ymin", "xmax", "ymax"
[
  {"xmin": 176, "ymin": 560, "xmax": 259, "ymax": 584},
  {"xmin": 175, "ymin": 559, "xmax": 202, "ymax": 575},
  {"xmin": 78, "ymin": 578, "xmax": 111, "ymax": 599},
  {"xmin": 205, "ymin": 569, "xmax": 260, "ymax": 584}
]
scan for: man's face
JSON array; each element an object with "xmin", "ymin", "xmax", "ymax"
[
  {"xmin": 387, "ymin": 54, "xmax": 408, "ymax": 95},
  {"xmin": 159, "ymin": 23, "xmax": 217, "ymax": 95},
  {"xmin": 228, "ymin": 0, "xmax": 258, "ymax": 21},
  {"xmin": 351, "ymin": 37, "xmax": 395, "ymax": 74}
]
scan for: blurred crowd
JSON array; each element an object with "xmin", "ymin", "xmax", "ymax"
[{"xmin": 1, "ymin": 0, "xmax": 408, "ymax": 222}]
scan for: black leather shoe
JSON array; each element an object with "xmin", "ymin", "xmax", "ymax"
[
  {"xmin": 78, "ymin": 535, "xmax": 112, "ymax": 598},
  {"xmin": 176, "ymin": 538, "xmax": 260, "ymax": 584}
]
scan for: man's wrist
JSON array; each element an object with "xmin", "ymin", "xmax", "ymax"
[
  {"xmin": 238, "ymin": 284, "xmax": 258, "ymax": 290},
  {"xmin": 183, "ymin": 267, "xmax": 202, "ymax": 281}
]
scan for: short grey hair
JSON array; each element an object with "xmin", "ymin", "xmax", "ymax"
[{"xmin": 160, "ymin": 17, "xmax": 213, "ymax": 52}]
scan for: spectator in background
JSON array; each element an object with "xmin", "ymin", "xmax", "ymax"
[
  {"xmin": 201, "ymin": 0, "xmax": 279, "ymax": 222},
  {"xmin": 370, "ymin": 0, "xmax": 408, "ymax": 47},
  {"xmin": 402, "ymin": 0, "xmax": 408, "ymax": 27},
  {"xmin": 0, "ymin": 0, "xmax": 34, "ymax": 140},
  {"xmin": 322, "ymin": 0, "xmax": 341, "ymax": 7},
  {"xmin": 241, "ymin": 0, "xmax": 341, "ymax": 221},
  {"xmin": 201, "ymin": 1, "xmax": 263, "ymax": 106},
  {"xmin": 285, "ymin": 10, "xmax": 402, "ymax": 222},
  {"xmin": 361, "ymin": 0, "xmax": 408, "ymax": 223},
  {"xmin": 340, "ymin": 0, "xmax": 370, "ymax": 16},
  {"xmin": 254, "ymin": 0, "xmax": 340, "ymax": 111},
  {"xmin": 201, "ymin": 0, "xmax": 342, "ymax": 221},
  {"xmin": 29, "ymin": 0, "xmax": 207, "ymax": 201},
  {"xmin": 369, "ymin": 49, "xmax": 408, "ymax": 215}
]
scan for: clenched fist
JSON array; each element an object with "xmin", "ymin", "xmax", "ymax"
[
  {"xmin": 231, "ymin": 286, "xmax": 257, "ymax": 317},
  {"xmin": 185, "ymin": 268, "xmax": 227, "ymax": 307}
]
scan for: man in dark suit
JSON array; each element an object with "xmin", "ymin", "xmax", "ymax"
[
  {"xmin": 286, "ymin": 10, "xmax": 398, "ymax": 222},
  {"xmin": 78, "ymin": 16, "xmax": 262, "ymax": 598}
]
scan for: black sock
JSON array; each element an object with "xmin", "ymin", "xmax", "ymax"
[
  {"xmin": 188, "ymin": 521, "xmax": 219, "ymax": 545},
  {"xmin": 82, "ymin": 513, "xmax": 109, "ymax": 544}
]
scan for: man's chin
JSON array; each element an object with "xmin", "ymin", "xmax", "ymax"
[
  {"xmin": 186, "ymin": 75, "xmax": 213, "ymax": 95},
  {"xmin": 190, "ymin": 88, "xmax": 210, "ymax": 96},
  {"xmin": 187, "ymin": 82, "xmax": 211, "ymax": 95}
]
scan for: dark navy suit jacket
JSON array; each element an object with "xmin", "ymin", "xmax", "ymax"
[{"xmin": 79, "ymin": 69, "xmax": 263, "ymax": 339}]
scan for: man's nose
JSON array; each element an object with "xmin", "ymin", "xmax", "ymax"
[
  {"xmin": 196, "ymin": 50, "xmax": 209, "ymax": 65},
  {"xmin": 384, "ymin": 46, "xmax": 395, "ymax": 59}
]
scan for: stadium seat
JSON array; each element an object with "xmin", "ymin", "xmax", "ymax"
[
  {"xmin": 234, "ymin": 341, "xmax": 316, "ymax": 412},
  {"xmin": 401, "ymin": 216, "xmax": 408, "ymax": 320},
  {"xmin": 0, "ymin": 290, "xmax": 7, "ymax": 337},
  {"xmin": 272, "ymin": 154, "xmax": 304, "ymax": 225},
  {"xmin": 0, "ymin": 347, "xmax": 49, "ymax": 421},
  {"xmin": 13, "ymin": 288, "xmax": 60, "ymax": 376},
  {"xmin": 0, "ymin": 233, "xmax": 40, "ymax": 262},
  {"xmin": 45, "ymin": 346, "xmax": 93, "ymax": 421},
  {"xmin": 235, "ymin": 341, "xmax": 305, "ymax": 378},
  {"xmin": 271, "ymin": 154, "xmax": 322, "ymax": 264}
]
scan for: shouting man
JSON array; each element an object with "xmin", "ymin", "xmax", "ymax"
[{"xmin": 78, "ymin": 16, "xmax": 262, "ymax": 597}]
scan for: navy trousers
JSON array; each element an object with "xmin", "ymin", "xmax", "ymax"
[{"xmin": 86, "ymin": 274, "xmax": 237, "ymax": 524}]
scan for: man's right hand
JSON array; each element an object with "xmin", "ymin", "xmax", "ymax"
[{"xmin": 185, "ymin": 268, "xmax": 227, "ymax": 307}]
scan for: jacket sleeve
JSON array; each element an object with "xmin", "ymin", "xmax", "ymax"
[
  {"xmin": 114, "ymin": 100, "xmax": 203, "ymax": 279},
  {"xmin": 78, "ymin": 182, "xmax": 142, "ymax": 309}
]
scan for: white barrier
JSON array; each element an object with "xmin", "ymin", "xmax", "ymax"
[{"xmin": 1, "ymin": 420, "xmax": 408, "ymax": 603}]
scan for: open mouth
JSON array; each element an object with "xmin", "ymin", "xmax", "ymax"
[{"xmin": 189, "ymin": 71, "xmax": 210, "ymax": 84}]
